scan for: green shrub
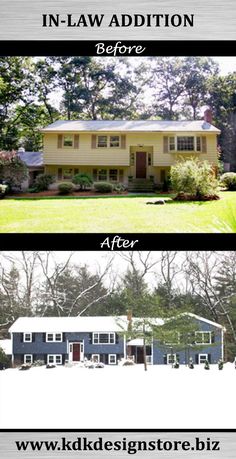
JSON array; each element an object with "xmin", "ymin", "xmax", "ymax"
[
  {"xmin": 220, "ymin": 172, "xmax": 236, "ymax": 190},
  {"xmin": 113, "ymin": 183, "xmax": 126, "ymax": 194},
  {"xmin": 35, "ymin": 173, "xmax": 54, "ymax": 191},
  {"xmin": 0, "ymin": 347, "xmax": 9, "ymax": 367},
  {"xmin": 58, "ymin": 182, "xmax": 74, "ymax": 195},
  {"xmin": 72, "ymin": 173, "xmax": 93, "ymax": 190},
  {"xmin": 0, "ymin": 184, "xmax": 8, "ymax": 198},
  {"xmin": 170, "ymin": 158, "xmax": 218, "ymax": 200},
  {"xmin": 93, "ymin": 181, "xmax": 113, "ymax": 193}
]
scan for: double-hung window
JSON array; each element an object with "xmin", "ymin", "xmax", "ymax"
[
  {"xmin": 23, "ymin": 333, "xmax": 32, "ymax": 342},
  {"xmin": 93, "ymin": 333, "xmax": 115, "ymax": 344},
  {"xmin": 97, "ymin": 135, "xmax": 120, "ymax": 148},
  {"xmin": 46, "ymin": 333, "xmax": 63, "ymax": 342},
  {"xmin": 195, "ymin": 331, "xmax": 211, "ymax": 345}
]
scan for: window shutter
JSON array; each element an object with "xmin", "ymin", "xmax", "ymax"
[
  {"xmin": 57, "ymin": 134, "xmax": 63, "ymax": 149},
  {"xmin": 89, "ymin": 333, "xmax": 92, "ymax": 344},
  {"xmin": 32, "ymin": 333, "xmax": 35, "ymax": 343},
  {"xmin": 121, "ymin": 135, "xmax": 126, "ymax": 149},
  {"xmin": 163, "ymin": 354, "xmax": 167, "ymax": 364},
  {"xmin": 63, "ymin": 333, "xmax": 66, "ymax": 342},
  {"xmin": 211, "ymin": 331, "xmax": 215, "ymax": 343},
  {"xmin": 208, "ymin": 354, "xmax": 211, "ymax": 364},
  {"xmin": 91, "ymin": 135, "xmax": 97, "ymax": 149},
  {"xmin": 62, "ymin": 355, "xmax": 66, "ymax": 365},
  {"xmin": 21, "ymin": 354, "xmax": 24, "ymax": 363},
  {"xmin": 119, "ymin": 169, "xmax": 124, "ymax": 183},
  {"xmin": 195, "ymin": 354, "xmax": 198, "ymax": 364},
  {"xmin": 74, "ymin": 134, "xmax": 80, "ymax": 149},
  {"xmin": 44, "ymin": 354, "xmax": 47, "ymax": 364},
  {"xmin": 202, "ymin": 136, "xmax": 207, "ymax": 153},
  {"xmin": 58, "ymin": 168, "xmax": 62, "ymax": 180},
  {"xmin": 42, "ymin": 333, "xmax": 46, "ymax": 343},
  {"xmin": 93, "ymin": 169, "xmax": 97, "ymax": 181},
  {"xmin": 115, "ymin": 333, "xmax": 119, "ymax": 344},
  {"xmin": 163, "ymin": 136, "xmax": 169, "ymax": 153},
  {"xmin": 20, "ymin": 333, "xmax": 23, "ymax": 342}
]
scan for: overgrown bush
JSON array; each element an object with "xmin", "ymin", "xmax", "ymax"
[
  {"xmin": 58, "ymin": 182, "xmax": 74, "ymax": 195},
  {"xmin": 35, "ymin": 173, "xmax": 54, "ymax": 191},
  {"xmin": 0, "ymin": 151, "xmax": 28, "ymax": 190},
  {"xmin": 72, "ymin": 172, "xmax": 93, "ymax": 190},
  {"xmin": 93, "ymin": 181, "xmax": 113, "ymax": 193},
  {"xmin": 170, "ymin": 158, "xmax": 219, "ymax": 200},
  {"xmin": 220, "ymin": 172, "xmax": 236, "ymax": 190}
]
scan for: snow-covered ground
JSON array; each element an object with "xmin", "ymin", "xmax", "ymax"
[{"xmin": 0, "ymin": 364, "xmax": 235, "ymax": 428}]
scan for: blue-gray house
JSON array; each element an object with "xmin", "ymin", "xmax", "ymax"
[{"xmin": 9, "ymin": 314, "xmax": 224, "ymax": 366}]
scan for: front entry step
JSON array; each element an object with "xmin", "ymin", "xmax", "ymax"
[{"xmin": 128, "ymin": 179, "xmax": 155, "ymax": 192}]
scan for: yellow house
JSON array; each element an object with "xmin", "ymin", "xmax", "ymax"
[{"xmin": 42, "ymin": 111, "xmax": 220, "ymax": 190}]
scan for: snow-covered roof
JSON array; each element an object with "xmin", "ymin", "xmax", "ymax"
[
  {"xmin": 185, "ymin": 313, "xmax": 223, "ymax": 329},
  {"xmin": 41, "ymin": 119, "xmax": 220, "ymax": 133},
  {"xmin": 18, "ymin": 151, "xmax": 43, "ymax": 167},
  {"xmin": 9, "ymin": 313, "xmax": 223, "ymax": 333},
  {"xmin": 128, "ymin": 338, "xmax": 144, "ymax": 346},
  {"xmin": 9, "ymin": 316, "xmax": 128, "ymax": 333},
  {"xmin": 0, "ymin": 339, "xmax": 12, "ymax": 355}
]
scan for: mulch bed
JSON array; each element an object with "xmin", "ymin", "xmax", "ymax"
[{"xmin": 6, "ymin": 190, "xmax": 129, "ymax": 198}]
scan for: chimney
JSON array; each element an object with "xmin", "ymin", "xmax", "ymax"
[{"xmin": 204, "ymin": 108, "xmax": 212, "ymax": 124}]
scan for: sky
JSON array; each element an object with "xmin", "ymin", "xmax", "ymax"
[{"xmin": 214, "ymin": 56, "xmax": 236, "ymax": 74}]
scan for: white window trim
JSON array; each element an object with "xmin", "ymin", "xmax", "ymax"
[
  {"xmin": 92, "ymin": 354, "xmax": 100, "ymax": 363},
  {"xmin": 167, "ymin": 353, "xmax": 177, "ymax": 365},
  {"xmin": 23, "ymin": 332, "xmax": 32, "ymax": 343},
  {"xmin": 47, "ymin": 354, "xmax": 62, "ymax": 365},
  {"xmin": 92, "ymin": 332, "xmax": 116, "ymax": 345},
  {"xmin": 24, "ymin": 354, "xmax": 33, "ymax": 364},
  {"xmin": 46, "ymin": 332, "xmax": 63, "ymax": 343},
  {"xmin": 198, "ymin": 353, "xmax": 208, "ymax": 364},
  {"xmin": 195, "ymin": 331, "xmax": 212, "ymax": 345},
  {"xmin": 97, "ymin": 135, "xmax": 120, "ymax": 149},
  {"xmin": 168, "ymin": 135, "xmax": 201, "ymax": 153},
  {"xmin": 108, "ymin": 354, "xmax": 117, "ymax": 365}
]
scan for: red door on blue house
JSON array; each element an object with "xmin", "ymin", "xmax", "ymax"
[
  {"xmin": 136, "ymin": 152, "xmax": 146, "ymax": 178},
  {"xmin": 72, "ymin": 343, "xmax": 81, "ymax": 361}
]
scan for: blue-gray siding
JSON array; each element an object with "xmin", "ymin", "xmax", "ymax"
[{"xmin": 12, "ymin": 318, "xmax": 223, "ymax": 364}]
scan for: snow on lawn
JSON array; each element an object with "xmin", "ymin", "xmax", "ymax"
[{"xmin": 0, "ymin": 364, "xmax": 235, "ymax": 428}]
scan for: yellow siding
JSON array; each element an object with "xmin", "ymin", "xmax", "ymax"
[{"xmin": 43, "ymin": 132, "xmax": 218, "ymax": 168}]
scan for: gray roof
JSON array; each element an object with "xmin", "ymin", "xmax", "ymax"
[
  {"xmin": 18, "ymin": 151, "xmax": 43, "ymax": 167},
  {"xmin": 41, "ymin": 119, "xmax": 220, "ymax": 133}
]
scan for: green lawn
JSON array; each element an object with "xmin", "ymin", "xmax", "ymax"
[{"xmin": 1, "ymin": 192, "xmax": 236, "ymax": 233}]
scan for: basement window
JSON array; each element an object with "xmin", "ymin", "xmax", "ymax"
[
  {"xmin": 24, "ymin": 354, "xmax": 33, "ymax": 364},
  {"xmin": 47, "ymin": 354, "xmax": 62, "ymax": 365}
]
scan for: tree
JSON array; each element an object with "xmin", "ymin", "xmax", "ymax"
[
  {"xmin": 0, "ymin": 151, "xmax": 28, "ymax": 189},
  {"xmin": 184, "ymin": 251, "xmax": 236, "ymax": 359},
  {"xmin": 36, "ymin": 252, "xmax": 114, "ymax": 316},
  {"xmin": 0, "ymin": 57, "xmax": 35, "ymax": 150},
  {"xmin": 150, "ymin": 57, "xmax": 187, "ymax": 119},
  {"xmin": 208, "ymin": 73, "xmax": 236, "ymax": 169},
  {"xmin": 182, "ymin": 57, "xmax": 219, "ymax": 119}
]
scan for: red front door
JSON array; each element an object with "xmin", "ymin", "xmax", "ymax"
[
  {"xmin": 72, "ymin": 343, "xmax": 81, "ymax": 361},
  {"xmin": 136, "ymin": 152, "xmax": 146, "ymax": 178}
]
